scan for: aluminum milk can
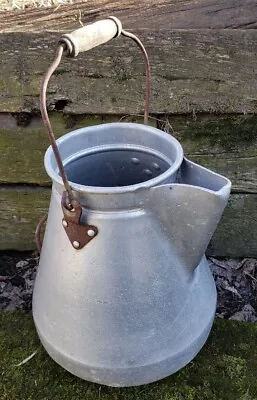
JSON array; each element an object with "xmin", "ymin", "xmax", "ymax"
[{"xmin": 32, "ymin": 17, "xmax": 231, "ymax": 387}]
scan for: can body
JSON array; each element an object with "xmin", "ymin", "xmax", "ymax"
[
  {"xmin": 33, "ymin": 184, "xmax": 217, "ymax": 386},
  {"xmin": 32, "ymin": 123, "xmax": 228, "ymax": 386}
]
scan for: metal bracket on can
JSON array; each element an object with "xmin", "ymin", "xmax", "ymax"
[{"xmin": 61, "ymin": 192, "xmax": 98, "ymax": 250}]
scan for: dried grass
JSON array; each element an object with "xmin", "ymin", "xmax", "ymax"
[{"xmin": 0, "ymin": 0, "xmax": 73, "ymax": 11}]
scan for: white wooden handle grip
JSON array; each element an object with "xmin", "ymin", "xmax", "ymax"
[{"xmin": 59, "ymin": 17, "xmax": 122, "ymax": 57}]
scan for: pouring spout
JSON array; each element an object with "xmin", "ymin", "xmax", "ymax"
[
  {"xmin": 177, "ymin": 157, "xmax": 231, "ymax": 200},
  {"xmin": 145, "ymin": 159, "xmax": 231, "ymax": 272}
]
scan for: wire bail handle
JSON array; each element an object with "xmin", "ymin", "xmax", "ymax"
[{"xmin": 39, "ymin": 17, "xmax": 151, "ymax": 251}]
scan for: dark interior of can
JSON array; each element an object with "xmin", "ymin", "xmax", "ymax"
[{"xmin": 65, "ymin": 149, "xmax": 171, "ymax": 187}]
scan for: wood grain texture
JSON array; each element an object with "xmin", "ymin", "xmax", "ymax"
[
  {"xmin": 0, "ymin": 113, "xmax": 256, "ymax": 193},
  {"xmin": 0, "ymin": 186, "xmax": 256, "ymax": 256},
  {"xmin": 209, "ymin": 193, "xmax": 257, "ymax": 257},
  {"xmin": 0, "ymin": 0, "xmax": 257, "ymax": 32},
  {"xmin": 0, "ymin": 186, "xmax": 50, "ymax": 251},
  {"xmin": 0, "ymin": 113, "xmax": 105, "ymax": 185},
  {"xmin": 1, "ymin": 29, "xmax": 257, "ymax": 115}
]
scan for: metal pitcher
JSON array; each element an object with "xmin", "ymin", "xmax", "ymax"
[{"xmin": 32, "ymin": 18, "xmax": 231, "ymax": 387}]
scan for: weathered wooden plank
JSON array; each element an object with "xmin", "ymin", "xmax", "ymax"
[
  {"xmin": 0, "ymin": 113, "xmax": 105, "ymax": 185},
  {"xmin": 0, "ymin": 187, "xmax": 256, "ymax": 257},
  {"xmin": 0, "ymin": 29, "xmax": 257, "ymax": 114},
  {"xmin": 0, "ymin": 186, "xmax": 50, "ymax": 251},
  {"xmin": 0, "ymin": 0, "xmax": 257, "ymax": 32},
  {"xmin": 0, "ymin": 113, "xmax": 257, "ymax": 193},
  {"xmin": 209, "ymin": 194, "xmax": 257, "ymax": 257}
]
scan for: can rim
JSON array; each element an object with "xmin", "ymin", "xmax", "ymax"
[{"xmin": 44, "ymin": 122, "xmax": 184, "ymax": 194}]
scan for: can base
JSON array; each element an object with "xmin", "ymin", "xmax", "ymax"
[
  {"xmin": 33, "ymin": 256, "xmax": 216, "ymax": 387},
  {"xmin": 35, "ymin": 314, "xmax": 214, "ymax": 387}
]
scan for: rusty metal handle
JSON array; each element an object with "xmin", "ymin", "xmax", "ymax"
[
  {"xmin": 121, "ymin": 29, "xmax": 151, "ymax": 126},
  {"xmin": 41, "ymin": 19, "xmax": 151, "ymax": 207},
  {"xmin": 35, "ymin": 214, "xmax": 48, "ymax": 253},
  {"xmin": 40, "ymin": 44, "xmax": 75, "ymax": 208},
  {"xmin": 39, "ymin": 17, "xmax": 151, "ymax": 251}
]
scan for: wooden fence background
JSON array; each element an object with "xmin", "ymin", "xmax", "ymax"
[{"xmin": 0, "ymin": 0, "xmax": 257, "ymax": 256}]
